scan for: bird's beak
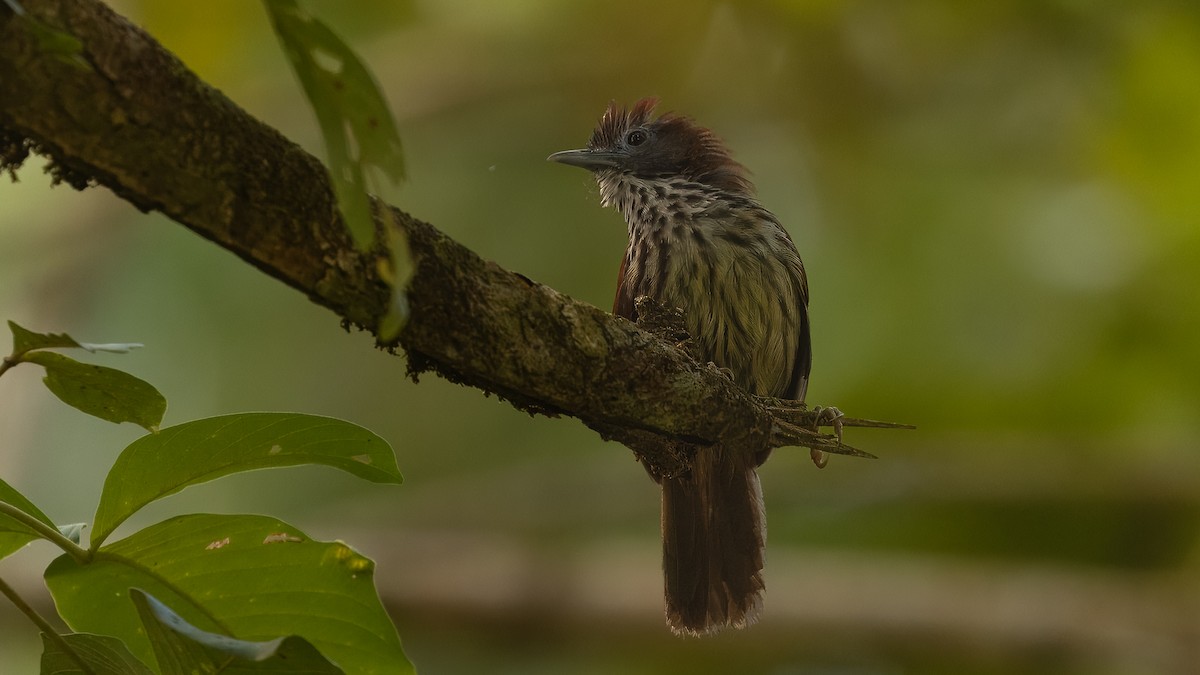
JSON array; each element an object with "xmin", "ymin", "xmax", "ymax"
[{"xmin": 547, "ymin": 148, "xmax": 623, "ymax": 171}]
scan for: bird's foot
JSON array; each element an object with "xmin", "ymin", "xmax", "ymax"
[
  {"xmin": 808, "ymin": 405, "xmax": 845, "ymax": 469},
  {"xmin": 813, "ymin": 405, "xmax": 846, "ymax": 443}
]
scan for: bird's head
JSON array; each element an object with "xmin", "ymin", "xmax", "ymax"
[{"xmin": 548, "ymin": 97, "xmax": 752, "ymax": 194}]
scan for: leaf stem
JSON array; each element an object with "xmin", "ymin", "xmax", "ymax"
[
  {"xmin": 0, "ymin": 501, "xmax": 90, "ymax": 563},
  {"xmin": 0, "ymin": 575, "xmax": 96, "ymax": 675}
]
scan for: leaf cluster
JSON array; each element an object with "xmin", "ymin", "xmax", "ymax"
[{"xmin": 1, "ymin": 322, "xmax": 411, "ymax": 674}]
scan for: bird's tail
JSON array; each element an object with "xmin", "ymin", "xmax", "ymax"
[{"xmin": 660, "ymin": 444, "xmax": 766, "ymax": 636}]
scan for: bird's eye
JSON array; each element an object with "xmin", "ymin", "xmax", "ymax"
[{"xmin": 626, "ymin": 129, "xmax": 647, "ymax": 146}]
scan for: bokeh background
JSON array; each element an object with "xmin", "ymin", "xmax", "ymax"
[{"xmin": 2, "ymin": 1, "xmax": 1198, "ymax": 672}]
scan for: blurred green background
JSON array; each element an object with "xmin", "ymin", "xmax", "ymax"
[{"xmin": 2, "ymin": 0, "xmax": 1198, "ymax": 673}]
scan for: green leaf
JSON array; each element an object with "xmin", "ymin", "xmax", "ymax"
[
  {"xmin": 40, "ymin": 633, "xmax": 155, "ymax": 675},
  {"xmin": 264, "ymin": 0, "xmax": 406, "ymax": 250},
  {"xmin": 46, "ymin": 513, "xmax": 412, "ymax": 674},
  {"xmin": 131, "ymin": 589, "xmax": 344, "ymax": 674},
  {"xmin": 7, "ymin": 319, "xmax": 81, "ymax": 355},
  {"xmin": 22, "ymin": 351, "xmax": 165, "ymax": 431},
  {"xmin": 0, "ymin": 476, "xmax": 57, "ymax": 560},
  {"xmin": 91, "ymin": 412, "xmax": 400, "ymax": 547},
  {"xmin": 7, "ymin": 320, "xmax": 143, "ymax": 355}
]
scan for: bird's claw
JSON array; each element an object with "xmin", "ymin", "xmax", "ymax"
[
  {"xmin": 808, "ymin": 405, "xmax": 845, "ymax": 469},
  {"xmin": 809, "ymin": 447, "xmax": 828, "ymax": 469},
  {"xmin": 815, "ymin": 405, "xmax": 846, "ymax": 444}
]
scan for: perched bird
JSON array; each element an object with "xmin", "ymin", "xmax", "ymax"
[{"xmin": 549, "ymin": 98, "xmax": 816, "ymax": 635}]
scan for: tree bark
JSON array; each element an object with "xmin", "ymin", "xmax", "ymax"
[{"xmin": 0, "ymin": 0, "xmax": 883, "ymax": 474}]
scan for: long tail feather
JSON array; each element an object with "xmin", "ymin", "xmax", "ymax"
[{"xmin": 661, "ymin": 444, "xmax": 766, "ymax": 635}]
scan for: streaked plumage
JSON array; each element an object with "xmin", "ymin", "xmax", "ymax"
[{"xmin": 550, "ymin": 98, "xmax": 812, "ymax": 635}]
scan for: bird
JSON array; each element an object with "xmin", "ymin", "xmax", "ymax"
[{"xmin": 548, "ymin": 97, "xmax": 816, "ymax": 636}]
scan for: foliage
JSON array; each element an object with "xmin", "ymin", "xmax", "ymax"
[
  {"xmin": 0, "ymin": 322, "xmax": 411, "ymax": 674},
  {"xmin": 263, "ymin": 0, "xmax": 412, "ymax": 337}
]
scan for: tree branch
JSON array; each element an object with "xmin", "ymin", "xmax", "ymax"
[{"xmin": 0, "ymin": 0, "xmax": 906, "ymax": 474}]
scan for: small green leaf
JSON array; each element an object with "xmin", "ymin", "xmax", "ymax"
[
  {"xmin": 40, "ymin": 633, "xmax": 155, "ymax": 675},
  {"xmin": 7, "ymin": 321, "xmax": 143, "ymax": 355},
  {"xmin": 132, "ymin": 589, "xmax": 344, "ymax": 673},
  {"xmin": 7, "ymin": 319, "xmax": 81, "ymax": 355},
  {"xmin": 22, "ymin": 351, "xmax": 165, "ymax": 431},
  {"xmin": 0, "ymin": 476, "xmax": 57, "ymax": 560},
  {"xmin": 46, "ymin": 513, "xmax": 412, "ymax": 674},
  {"xmin": 92, "ymin": 412, "xmax": 400, "ymax": 546},
  {"xmin": 264, "ymin": 0, "xmax": 406, "ymax": 249}
]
